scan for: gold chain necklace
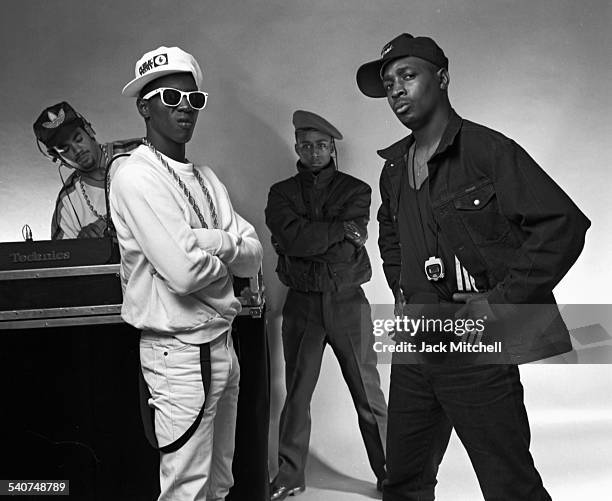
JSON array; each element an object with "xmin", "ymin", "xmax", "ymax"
[
  {"xmin": 78, "ymin": 145, "xmax": 110, "ymax": 221},
  {"xmin": 143, "ymin": 139, "xmax": 219, "ymax": 229}
]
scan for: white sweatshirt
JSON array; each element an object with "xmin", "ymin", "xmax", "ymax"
[{"xmin": 109, "ymin": 144, "xmax": 263, "ymax": 344}]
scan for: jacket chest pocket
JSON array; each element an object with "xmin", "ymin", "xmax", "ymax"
[{"xmin": 452, "ymin": 182, "xmax": 511, "ymax": 244}]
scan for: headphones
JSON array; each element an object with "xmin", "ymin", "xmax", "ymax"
[{"xmin": 331, "ymin": 137, "xmax": 339, "ymax": 170}]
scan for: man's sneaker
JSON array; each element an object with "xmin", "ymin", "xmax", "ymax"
[{"xmin": 270, "ymin": 484, "xmax": 306, "ymax": 501}]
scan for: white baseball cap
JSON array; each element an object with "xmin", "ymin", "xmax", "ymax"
[{"xmin": 122, "ymin": 46, "xmax": 203, "ymax": 97}]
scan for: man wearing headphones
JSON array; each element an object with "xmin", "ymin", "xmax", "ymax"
[
  {"xmin": 265, "ymin": 110, "xmax": 387, "ymax": 500},
  {"xmin": 33, "ymin": 102, "xmax": 141, "ymax": 239}
]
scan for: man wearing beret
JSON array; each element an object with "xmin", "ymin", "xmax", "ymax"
[
  {"xmin": 356, "ymin": 33, "xmax": 590, "ymax": 500},
  {"xmin": 265, "ymin": 110, "xmax": 388, "ymax": 500},
  {"xmin": 33, "ymin": 101, "xmax": 141, "ymax": 239}
]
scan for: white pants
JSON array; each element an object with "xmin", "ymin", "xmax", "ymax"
[{"xmin": 140, "ymin": 330, "xmax": 240, "ymax": 501}]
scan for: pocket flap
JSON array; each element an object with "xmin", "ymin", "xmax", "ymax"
[{"xmin": 453, "ymin": 183, "xmax": 496, "ymax": 211}]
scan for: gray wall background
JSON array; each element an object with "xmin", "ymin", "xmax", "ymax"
[
  {"xmin": 1, "ymin": 1, "xmax": 610, "ymax": 497},
  {"xmin": 0, "ymin": 0, "xmax": 609, "ymax": 305}
]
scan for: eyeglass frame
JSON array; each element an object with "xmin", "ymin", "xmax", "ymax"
[
  {"xmin": 141, "ymin": 87, "xmax": 209, "ymax": 110},
  {"xmin": 296, "ymin": 141, "xmax": 333, "ymax": 153}
]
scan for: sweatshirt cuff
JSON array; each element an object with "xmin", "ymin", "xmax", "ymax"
[
  {"xmin": 219, "ymin": 230, "xmax": 241, "ymax": 263},
  {"xmin": 194, "ymin": 228, "xmax": 241, "ymax": 263}
]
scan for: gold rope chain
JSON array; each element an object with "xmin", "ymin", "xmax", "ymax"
[
  {"xmin": 143, "ymin": 139, "xmax": 219, "ymax": 229},
  {"xmin": 78, "ymin": 145, "xmax": 110, "ymax": 221}
]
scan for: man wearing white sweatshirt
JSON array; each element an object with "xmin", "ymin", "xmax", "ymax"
[{"xmin": 110, "ymin": 46, "xmax": 263, "ymax": 501}]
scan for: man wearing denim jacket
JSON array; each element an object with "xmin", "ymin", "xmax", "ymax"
[{"xmin": 356, "ymin": 33, "xmax": 590, "ymax": 500}]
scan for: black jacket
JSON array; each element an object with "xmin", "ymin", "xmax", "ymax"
[
  {"xmin": 265, "ymin": 161, "xmax": 372, "ymax": 292},
  {"xmin": 377, "ymin": 110, "xmax": 591, "ymax": 363}
]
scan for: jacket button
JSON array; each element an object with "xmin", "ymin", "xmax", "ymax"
[{"xmin": 473, "ymin": 199, "xmax": 480, "ymax": 206}]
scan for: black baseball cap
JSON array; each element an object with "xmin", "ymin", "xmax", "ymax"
[
  {"xmin": 356, "ymin": 33, "xmax": 448, "ymax": 98},
  {"xmin": 33, "ymin": 101, "xmax": 88, "ymax": 148}
]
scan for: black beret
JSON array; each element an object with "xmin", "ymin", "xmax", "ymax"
[{"xmin": 292, "ymin": 110, "xmax": 343, "ymax": 140}]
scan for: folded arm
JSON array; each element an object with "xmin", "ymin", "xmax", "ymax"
[
  {"xmin": 265, "ymin": 184, "xmax": 345, "ymax": 257},
  {"xmin": 111, "ymin": 169, "xmax": 229, "ymax": 295},
  {"xmin": 192, "ymin": 183, "xmax": 263, "ymax": 278}
]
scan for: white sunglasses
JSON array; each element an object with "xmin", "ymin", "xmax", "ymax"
[{"xmin": 142, "ymin": 87, "xmax": 208, "ymax": 110}]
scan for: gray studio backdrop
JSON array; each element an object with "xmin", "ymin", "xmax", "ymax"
[{"xmin": 1, "ymin": 1, "xmax": 611, "ymax": 498}]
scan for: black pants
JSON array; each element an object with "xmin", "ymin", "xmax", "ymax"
[
  {"xmin": 384, "ymin": 363, "xmax": 551, "ymax": 501},
  {"xmin": 275, "ymin": 287, "xmax": 387, "ymax": 487}
]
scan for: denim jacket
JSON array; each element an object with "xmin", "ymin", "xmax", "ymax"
[{"xmin": 377, "ymin": 110, "xmax": 591, "ymax": 363}]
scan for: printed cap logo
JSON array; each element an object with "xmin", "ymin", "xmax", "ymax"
[
  {"xmin": 138, "ymin": 53, "xmax": 169, "ymax": 75},
  {"xmin": 154, "ymin": 53, "xmax": 168, "ymax": 66},
  {"xmin": 42, "ymin": 108, "xmax": 65, "ymax": 129},
  {"xmin": 381, "ymin": 43, "xmax": 394, "ymax": 57}
]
